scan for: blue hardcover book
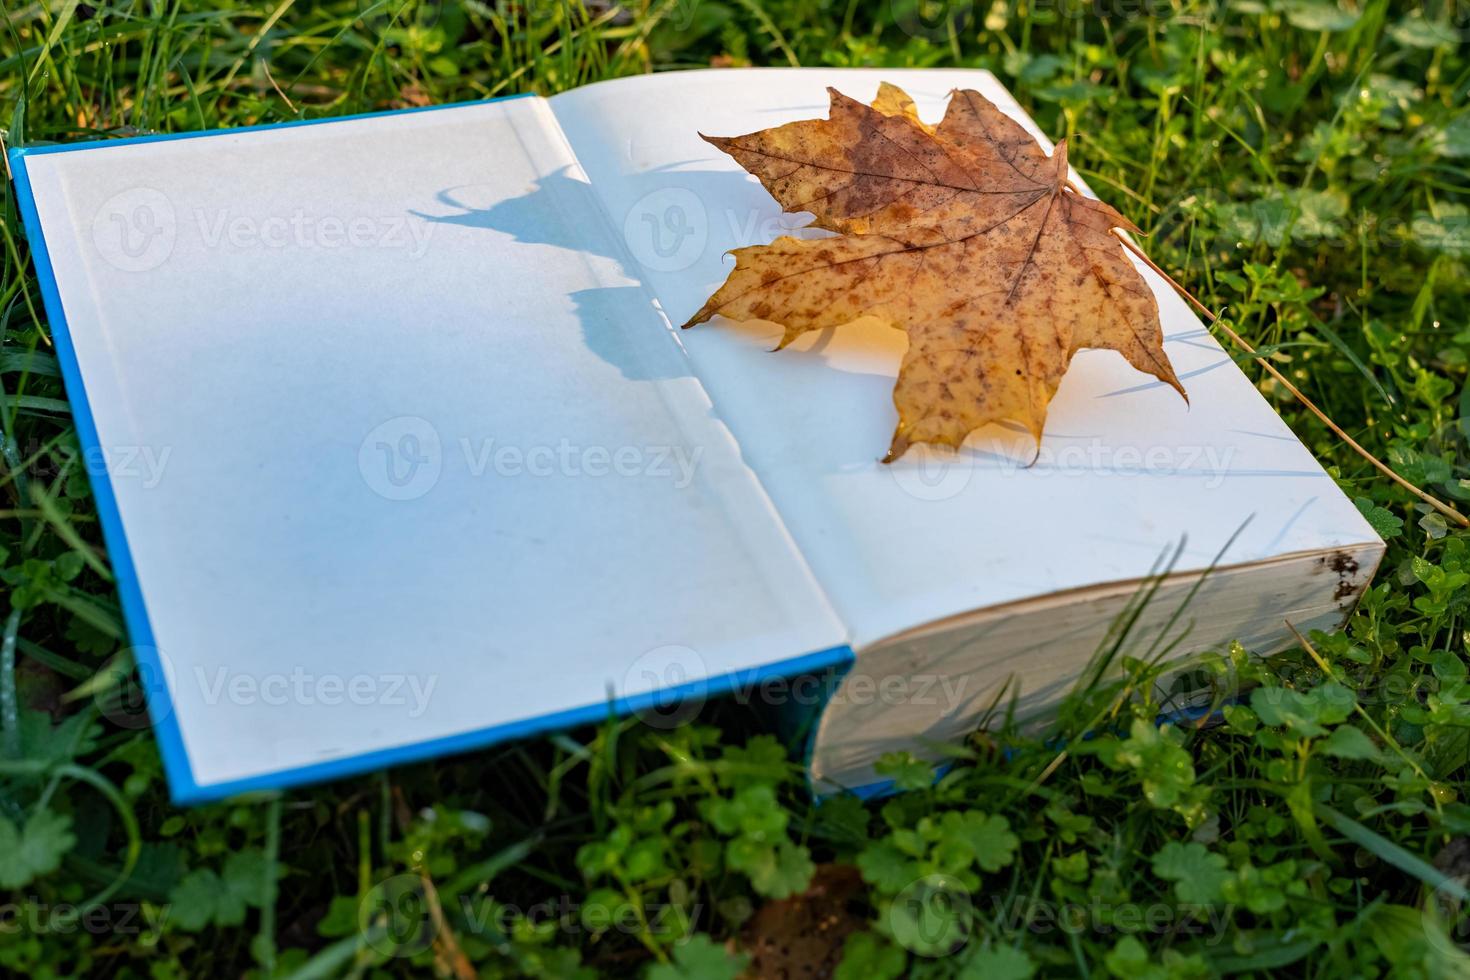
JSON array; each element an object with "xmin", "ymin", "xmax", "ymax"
[{"xmin": 10, "ymin": 68, "xmax": 1382, "ymax": 803}]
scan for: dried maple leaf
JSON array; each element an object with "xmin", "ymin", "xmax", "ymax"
[{"xmin": 684, "ymin": 84, "xmax": 1186, "ymax": 461}]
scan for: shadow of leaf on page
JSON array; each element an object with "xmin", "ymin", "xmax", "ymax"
[{"xmin": 411, "ymin": 168, "xmax": 713, "ymax": 382}]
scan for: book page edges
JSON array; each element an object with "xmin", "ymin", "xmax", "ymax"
[
  {"xmin": 810, "ymin": 539, "xmax": 1385, "ymax": 792},
  {"xmin": 862, "ymin": 540, "xmax": 1386, "ymax": 651}
]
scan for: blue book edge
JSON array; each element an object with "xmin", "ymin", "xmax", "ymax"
[{"xmin": 7, "ymin": 95, "xmax": 859, "ymax": 805}]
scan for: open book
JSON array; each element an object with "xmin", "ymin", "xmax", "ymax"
[{"xmin": 11, "ymin": 68, "xmax": 1384, "ymax": 803}]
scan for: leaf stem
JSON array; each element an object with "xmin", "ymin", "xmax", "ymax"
[{"xmin": 1112, "ymin": 231, "xmax": 1469, "ymax": 528}]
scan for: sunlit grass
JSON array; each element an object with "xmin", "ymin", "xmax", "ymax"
[{"xmin": 1, "ymin": 2, "xmax": 1467, "ymax": 976}]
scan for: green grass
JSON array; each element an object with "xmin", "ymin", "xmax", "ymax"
[{"xmin": 2, "ymin": 1, "xmax": 1469, "ymax": 977}]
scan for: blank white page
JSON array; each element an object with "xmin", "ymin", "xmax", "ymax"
[
  {"xmin": 551, "ymin": 68, "xmax": 1381, "ymax": 649},
  {"xmin": 19, "ymin": 95, "xmax": 844, "ymax": 794}
]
